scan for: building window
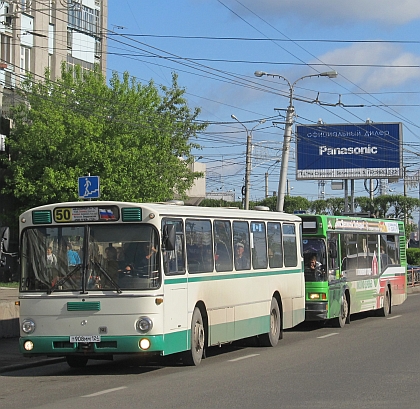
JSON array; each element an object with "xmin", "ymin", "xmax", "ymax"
[
  {"xmin": 95, "ymin": 39, "xmax": 101, "ymax": 58},
  {"xmin": 20, "ymin": 46, "xmax": 31, "ymax": 73},
  {"xmin": 20, "ymin": 0, "xmax": 31, "ymax": 13},
  {"xmin": 68, "ymin": 4, "xmax": 99, "ymax": 36},
  {"xmin": 1, "ymin": 34, "xmax": 11, "ymax": 64}
]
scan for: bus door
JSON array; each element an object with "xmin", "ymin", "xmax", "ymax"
[
  {"xmin": 162, "ymin": 219, "xmax": 188, "ymax": 353},
  {"xmin": 327, "ymin": 234, "xmax": 342, "ymax": 318}
]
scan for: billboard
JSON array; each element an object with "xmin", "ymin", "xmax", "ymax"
[{"xmin": 296, "ymin": 123, "xmax": 402, "ymax": 180}]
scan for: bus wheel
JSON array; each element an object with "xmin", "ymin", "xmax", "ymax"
[
  {"xmin": 379, "ymin": 288, "xmax": 391, "ymax": 317},
  {"xmin": 334, "ymin": 294, "xmax": 349, "ymax": 328},
  {"xmin": 183, "ymin": 307, "xmax": 205, "ymax": 366},
  {"xmin": 259, "ymin": 297, "xmax": 281, "ymax": 347},
  {"xmin": 66, "ymin": 355, "xmax": 88, "ymax": 368}
]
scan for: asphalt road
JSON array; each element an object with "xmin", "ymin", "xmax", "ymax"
[{"xmin": 1, "ymin": 292, "xmax": 420, "ymax": 409}]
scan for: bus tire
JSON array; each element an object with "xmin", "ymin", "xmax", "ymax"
[
  {"xmin": 333, "ymin": 293, "xmax": 349, "ymax": 328},
  {"xmin": 183, "ymin": 307, "xmax": 205, "ymax": 366},
  {"xmin": 379, "ymin": 287, "xmax": 391, "ymax": 317},
  {"xmin": 66, "ymin": 355, "xmax": 88, "ymax": 368},
  {"xmin": 259, "ymin": 297, "xmax": 281, "ymax": 347}
]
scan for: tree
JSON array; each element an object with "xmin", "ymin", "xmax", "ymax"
[
  {"xmin": 325, "ymin": 197, "xmax": 345, "ymax": 215},
  {"xmin": 2, "ymin": 65, "xmax": 206, "ymax": 220},
  {"xmin": 284, "ymin": 196, "xmax": 311, "ymax": 214},
  {"xmin": 309, "ymin": 199, "xmax": 328, "ymax": 214}
]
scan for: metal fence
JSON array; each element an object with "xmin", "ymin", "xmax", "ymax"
[{"xmin": 407, "ymin": 266, "xmax": 420, "ymax": 287}]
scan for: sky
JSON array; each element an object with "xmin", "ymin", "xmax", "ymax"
[{"xmin": 106, "ymin": 0, "xmax": 420, "ymax": 205}]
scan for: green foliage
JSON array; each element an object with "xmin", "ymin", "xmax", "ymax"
[
  {"xmin": 255, "ymin": 196, "xmax": 276, "ymax": 211},
  {"xmin": 2, "ymin": 65, "xmax": 207, "ymax": 219},
  {"xmin": 407, "ymin": 248, "xmax": 420, "ymax": 266}
]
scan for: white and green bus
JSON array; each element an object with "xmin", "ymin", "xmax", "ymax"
[{"xmin": 18, "ymin": 201, "xmax": 305, "ymax": 367}]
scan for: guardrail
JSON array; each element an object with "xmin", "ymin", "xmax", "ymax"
[{"xmin": 407, "ymin": 266, "xmax": 420, "ymax": 287}]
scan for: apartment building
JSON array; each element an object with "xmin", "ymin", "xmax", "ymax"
[{"xmin": 0, "ymin": 0, "xmax": 107, "ymax": 119}]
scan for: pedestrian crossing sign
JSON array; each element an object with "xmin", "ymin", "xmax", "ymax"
[{"xmin": 78, "ymin": 176, "xmax": 100, "ymax": 199}]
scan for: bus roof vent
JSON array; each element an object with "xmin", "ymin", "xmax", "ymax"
[
  {"xmin": 32, "ymin": 210, "xmax": 52, "ymax": 224},
  {"xmin": 254, "ymin": 206, "xmax": 270, "ymax": 211},
  {"xmin": 166, "ymin": 200, "xmax": 184, "ymax": 206},
  {"xmin": 121, "ymin": 207, "xmax": 142, "ymax": 222}
]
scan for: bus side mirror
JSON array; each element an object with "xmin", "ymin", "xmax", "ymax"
[
  {"xmin": 0, "ymin": 227, "xmax": 9, "ymax": 267},
  {"xmin": 163, "ymin": 224, "xmax": 176, "ymax": 251}
]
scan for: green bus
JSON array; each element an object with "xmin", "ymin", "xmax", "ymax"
[{"xmin": 299, "ymin": 214, "xmax": 407, "ymax": 327}]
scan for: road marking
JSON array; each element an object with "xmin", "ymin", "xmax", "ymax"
[
  {"xmin": 228, "ymin": 354, "xmax": 260, "ymax": 362},
  {"xmin": 82, "ymin": 386, "xmax": 127, "ymax": 397},
  {"xmin": 317, "ymin": 333, "xmax": 339, "ymax": 339},
  {"xmin": 387, "ymin": 315, "xmax": 401, "ymax": 320}
]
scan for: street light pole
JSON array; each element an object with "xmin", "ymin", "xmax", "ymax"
[
  {"xmin": 254, "ymin": 70, "xmax": 337, "ymax": 212},
  {"xmin": 231, "ymin": 115, "xmax": 266, "ymax": 210}
]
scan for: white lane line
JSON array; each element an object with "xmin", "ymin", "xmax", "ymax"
[
  {"xmin": 317, "ymin": 333, "xmax": 339, "ymax": 339},
  {"xmin": 387, "ymin": 315, "xmax": 402, "ymax": 320},
  {"xmin": 82, "ymin": 386, "xmax": 127, "ymax": 397},
  {"xmin": 228, "ymin": 354, "xmax": 260, "ymax": 362}
]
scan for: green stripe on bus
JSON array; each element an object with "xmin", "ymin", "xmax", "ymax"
[{"xmin": 165, "ymin": 268, "xmax": 301, "ymax": 285}]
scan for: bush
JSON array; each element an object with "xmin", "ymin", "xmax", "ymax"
[{"xmin": 406, "ymin": 248, "xmax": 420, "ymax": 266}]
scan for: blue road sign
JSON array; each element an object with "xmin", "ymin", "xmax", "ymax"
[{"xmin": 78, "ymin": 176, "xmax": 100, "ymax": 199}]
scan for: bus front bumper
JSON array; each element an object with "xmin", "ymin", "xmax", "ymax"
[
  {"xmin": 19, "ymin": 335, "xmax": 167, "ymax": 357},
  {"xmin": 305, "ymin": 301, "xmax": 328, "ymax": 321}
]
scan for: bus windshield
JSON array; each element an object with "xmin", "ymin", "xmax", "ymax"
[
  {"xmin": 20, "ymin": 224, "xmax": 159, "ymax": 292},
  {"xmin": 303, "ymin": 238, "xmax": 327, "ymax": 282}
]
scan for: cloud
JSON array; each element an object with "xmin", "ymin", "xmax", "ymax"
[
  {"xmin": 314, "ymin": 43, "xmax": 420, "ymax": 91},
  {"xmin": 229, "ymin": 0, "xmax": 420, "ymax": 26}
]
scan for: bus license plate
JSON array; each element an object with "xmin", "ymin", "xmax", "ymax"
[{"xmin": 70, "ymin": 335, "xmax": 101, "ymax": 343}]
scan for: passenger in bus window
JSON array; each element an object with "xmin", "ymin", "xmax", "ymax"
[
  {"xmin": 307, "ymin": 255, "xmax": 325, "ymax": 281},
  {"xmin": 105, "ymin": 246, "xmax": 119, "ymax": 282},
  {"xmin": 67, "ymin": 243, "xmax": 81, "ymax": 266},
  {"xmin": 46, "ymin": 247, "xmax": 57, "ymax": 267},
  {"xmin": 116, "ymin": 247, "xmax": 125, "ymax": 269},
  {"xmin": 235, "ymin": 242, "xmax": 250, "ymax": 270},
  {"xmin": 136, "ymin": 243, "xmax": 157, "ymax": 274}
]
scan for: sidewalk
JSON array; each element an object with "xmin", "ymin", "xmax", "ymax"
[
  {"xmin": 0, "ymin": 287, "xmax": 19, "ymax": 338},
  {"xmin": 0, "ymin": 287, "xmax": 65, "ymax": 373},
  {"xmin": 0, "ymin": 336, "xmax": 65, "ymax": 373}
]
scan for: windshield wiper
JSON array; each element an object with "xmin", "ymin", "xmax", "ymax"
[
  {"xmin": 92, "ymin": 261, "xmax": 122, "ymax": 293},
  {"xmin": 48, "ymin": 265, "xmax": 81, "ymax": 294}
]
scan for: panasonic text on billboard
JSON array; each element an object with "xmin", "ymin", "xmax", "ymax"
[{"xmin": 296, "ymin": 123, "xmax": 402, "ymax": 180}]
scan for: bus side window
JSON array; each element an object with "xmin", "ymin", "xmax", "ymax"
[
  {"xmin": 214, "ymin": 220, "xmax": 233, "ymax": 272},
  {"xmin": 251, "ymin": 221, "xmax": 267, "ymax": 269},
  {"xmin": 267, "ymin": 222, "xmax": 283, "ymax": 268},
  {"xmin": 186, "ymin": 219, "xmax": 213, "ymax": 273},
  {"xmin": 283, "ymin": 223, "xmax": 298, "ymax": 267},
  {"xmin": 233, "ymin": 221, "xmax": 251, "ymax": 271}
]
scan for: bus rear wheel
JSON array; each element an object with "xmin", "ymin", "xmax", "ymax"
[
  {"xmin": 333, "ymin": 293, "xmax": 349, "ymax": 328},
  {"xmin": 183, "ymin": 307, "xmax": 205, "ymax": 366},
  {"xmin": 259, "ymin": 297, "xmax": 281, "ymax": 347},
  {"xmin": 66, "ymin": 355, "xmax": 88, "ymax": 368}
]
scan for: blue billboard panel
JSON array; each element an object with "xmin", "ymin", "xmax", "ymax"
[{"xmin": 296, "ymin": 123, "xmax": 402, "ymax": 180}]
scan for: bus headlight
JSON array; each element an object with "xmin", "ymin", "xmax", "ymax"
[
  {"xmin": 23, "ymin": 340, "xmax": 34, "ymax": 351},
  {"xmin": 308, "ymin": 293, "xmax": 326, "ymax": 300},
  {"xmin": 22, "ymin": 319, "xmax": 36, "ymax": 334},
  {"xmin": 139, "ymin": 338, "xmax": 151, "ymax": 350},
  {"xmin": 136, "ymin": 316, "xmax": 153, "ymax": 333}
]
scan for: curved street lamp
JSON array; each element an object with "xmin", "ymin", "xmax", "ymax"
[
  {"xmin": 231, "ymin": 115, "xmax": 266, "ymax": 210},
  {"xmin": 254, "ymin": 70, "xmax": 338, "ymax": 212}
]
